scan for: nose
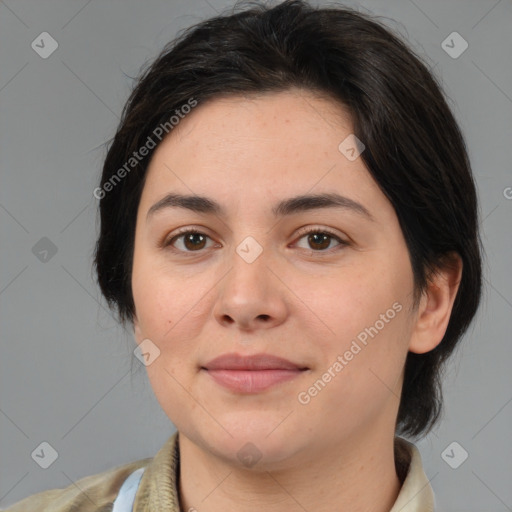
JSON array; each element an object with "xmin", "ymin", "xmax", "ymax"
[{"xmin": 213, "ymin": 242, "xmax": 289, "ymax": 332}]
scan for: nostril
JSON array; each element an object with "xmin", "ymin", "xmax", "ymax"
[{"xmin": 222, "ymin": 316, "xmax": 235, "ymax": 325}]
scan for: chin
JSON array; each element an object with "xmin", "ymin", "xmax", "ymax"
[{"xmin": 190, "ymin": 419, "xmax": 309, "ymax": 471}]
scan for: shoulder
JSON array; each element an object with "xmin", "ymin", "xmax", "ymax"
[{"xmin": 1, "ymin": 457, "xmax": 152, "ymax": 512}]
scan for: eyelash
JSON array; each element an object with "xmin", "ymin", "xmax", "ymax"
[{"xmin": 161, "ymin": 226, "xmax": 349, "ymax": 255}]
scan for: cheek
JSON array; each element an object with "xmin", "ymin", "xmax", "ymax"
[
  {"xmin": 131, "ymin": 259, "xmax": 214, "ymax": 366},
  {"xmin": 297, "ymin": 303, "xmax": 411, "ymax": 440},
  {"xmin": 133, "ymin": 254, "xmax": 185, "ymax": 332},
  {"xmin": 132, "ymin": 266, "xmax": 209, "ymax": 424},
  {"xmin": 304, "ymin": 261, "xmax": 408, "ymax": 346},
  {"xmin": 298, "ymin": 255, "xmax": 412, "ymax": 398}
]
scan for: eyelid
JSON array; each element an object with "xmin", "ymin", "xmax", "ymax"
[
  {"xmin": 160, "ymin": 225, "xmax": 216, "ymax": 249},
  {"xmin": 293, "ymin": 225, "xmax": 348, "ymax": 244},
  {"xmin": 292, "ymin": 225, "xmax": 349, "ymax": 253},
  {"xmin": 161, "ymin": 225, "xmax": 349, "ymax": 253}
]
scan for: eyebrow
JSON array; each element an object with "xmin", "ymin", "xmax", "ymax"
[{"xmin": 146, "ymin": 192, "xmax": 374, "ymax": 222}]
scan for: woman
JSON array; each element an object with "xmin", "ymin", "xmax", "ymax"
[{"xmin": 6, "ymin": 0, "xmax": 482, "ymax": 510}]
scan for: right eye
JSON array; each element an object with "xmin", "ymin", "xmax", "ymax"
[{"xmin": 164, "ymin": 229, "xmax": 218, "ymax": 253}]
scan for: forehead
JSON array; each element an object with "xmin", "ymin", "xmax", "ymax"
[
  {"xmin": 149, "ymin": 89, "xmax": 354, "ymax": 164},
  {"xmin": 169, "ymin": 89, "xmax": 353, "ymax": 148},
  {"xmin": 138, "ymin": 90, "xmax": 387, "ymax": 220}
]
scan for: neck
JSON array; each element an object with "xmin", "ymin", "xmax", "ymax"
[{"xmin": 178, "ymin": 425, "xmax": 402, "ymax": 512}]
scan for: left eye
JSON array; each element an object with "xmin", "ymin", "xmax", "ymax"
[{"xmin": 294, "ymin": 229, "xmax": 346, "ymax": 251}]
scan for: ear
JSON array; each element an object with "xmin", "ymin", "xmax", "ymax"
[{"xmin": 408, "ymin": 252, "xmax": 463, "ymax": 354}]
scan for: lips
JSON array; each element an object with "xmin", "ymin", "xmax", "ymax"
[
  {"xmin": 203, "ymin": 353, "xmax": 307, "ymax": 371},
  {"xmin": 201, "ymin": 353, "xmax": 308, "ymax": 393}
]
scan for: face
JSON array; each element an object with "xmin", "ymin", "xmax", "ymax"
[{"xmin": 131, "ymin": 89, "xmax": 419, "ymax": 469}]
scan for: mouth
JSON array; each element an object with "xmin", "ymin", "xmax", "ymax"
[{"xmin": 201, "ymin": 353, "xmax": 309, "ymax": 393}]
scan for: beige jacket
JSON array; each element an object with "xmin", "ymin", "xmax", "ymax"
[{"xmin": 3, "ymin": 432, "xmax": 435, "ymax": 511}]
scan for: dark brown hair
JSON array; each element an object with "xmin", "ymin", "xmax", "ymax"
[{"xmin": 93, "ymin": 0, "xmax": 482, "ymax": 438}]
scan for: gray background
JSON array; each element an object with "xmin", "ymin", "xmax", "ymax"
[{"xmin": 0, "ymin": 0, "xmax": 511, "ymax": 510}]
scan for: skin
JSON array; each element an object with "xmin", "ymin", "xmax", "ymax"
[{"xmin": 131, "ymin": 89, "xmax": 462, "ymax": 512}]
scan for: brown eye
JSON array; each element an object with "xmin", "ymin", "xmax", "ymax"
[
  {"xmin": 306, "ymin": 232, "xmax": 332, "ymax": 250},
  {"xmin": 166, "ymin": 230, "xmax": 214, "ymax": 252},
  {"xmin": 295, "ymin": 228, "xmax": 348, "ymax": 252},
  {"xmin": 182, "ymin": 232, "xmax": 207, "ymax": 251}
]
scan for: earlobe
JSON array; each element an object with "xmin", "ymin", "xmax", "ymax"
[{"xmin": 408, "ymin": 253, "xmax": 463, "ymax": 354}]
